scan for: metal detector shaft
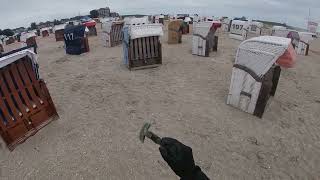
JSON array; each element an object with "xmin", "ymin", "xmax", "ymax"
[{"xmin": 146, "ymin": 131, "xmax": 161, "ymax": 145}]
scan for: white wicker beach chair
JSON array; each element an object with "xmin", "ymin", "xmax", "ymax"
[{"xmin": 227, "ymin": 36, "xmax": 295, "ymax": 117}]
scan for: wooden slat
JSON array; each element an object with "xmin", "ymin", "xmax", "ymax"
[
  {"xmin": 130, "ymin": 64, "xmax": 161, "ymax": 70},
  {"xmin": 150, "ymin": 36, "xmax": 155, "ymax": 58},
  {"xmin": 0, "ymin": 79, "xmax": 25, "ymax": 118},
  {"xmin": 22, "ymin": 60, "xmax": 44, "ymax": 93},
  {"xmin": 119, "ymin": 25, "xmax": 123, "ymax": 42},
  {"xmin": 110, "ymin": 26, "xmax": 114, "ymax": 47},
  {"xmin": 114, "ymin": 25, "xmax": 118, "ymax": 45},
  {"xmin": 138, "ymin": 38, "xmax": 143, "ymax": 60},
  {"xmin": 111, "ymin": 25, "xmax": 116, "ymax": 45},
  {"xmin": 1, "ymin": 71, "xmax": 32, "ymax": 113},
  {"xmin": 3, "ymin": 69, "xmax": 33, "ymax": 111},
  {"xmin": 11, "ymin": 63, "xmax": 41, "ymax": 109},
  {"xmin": 108, "ymin": 34, "xmax": 111, "ymax": 47},
  {"xmin": 115, "ymin": 25, "xmax": 119, "ymax": 44},
  {"xmin": 0, "ymin": 99, "xmax": 14, "ymax": 127},
  {"xmin": 22, "ymin": 59, "xmax": 38, "ymax": 83},
  {"xmin": 134, "ymin": 39, "xmax": 139, "ymax": 60},
  {"xmin": 142, "ymin": 37, "xmax": 147, "ymax": 60},
  {"xmin": 198, "ymin": 37, "xmax": 202, "ymax": 55},
  {"xmin": 115, "ymin": 25, "xmax": 120, "ymax": 43},
  {"xmin": 154, "ymin": 37, "xmax": 159, "ymax": 57},
  {"xmin": 118, "ymin": 25, "xmax": 122, "ymax": 43},
  {"xmin": 115, "ymin": 25, "xmax": 119, "ymax": 43},
  {"xmin": 130, "ymin": 39, "xmax": 134, "ymax": 61},
  {"xmin": 146, "ymin": 37, "xmax": 151, "ymax": 59},
  {"xmin": 0, "ymin": 75, "xmax": 22, "ymax": 124},
  {"xmin": 114, "ymin": 25, "xmax": 118, "ymax": 43},
  {"xmin": 202, "ymin": 39, "xmax": 206, "ymax": 56},
  {"xmin": 192, "ymin": 36, "xmax": 197, "ymax": 55},
  {"xmin": 19, "ymin": 58, "xmax": 47, "ymax": 106}
]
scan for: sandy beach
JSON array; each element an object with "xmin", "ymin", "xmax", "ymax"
[{"xmin": 0, "ymin": 25, "xmax": 320, "ymax": 180}]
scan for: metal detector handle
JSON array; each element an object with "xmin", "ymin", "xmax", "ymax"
[{"xmin": 146, "ymin": 131, "xmax": 161, "ymax": 145}]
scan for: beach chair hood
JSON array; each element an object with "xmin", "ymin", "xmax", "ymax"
[
  {"xmin": 235, "ymin": 36, "xmax": 296, "ymax": 78},
  {"xmin": 128, "ymin": 24, "xmax": 163, "ymax": 39}
]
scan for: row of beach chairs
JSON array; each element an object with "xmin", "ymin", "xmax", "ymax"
[{"xmin": 0, "ymin": 18, "xmax": 297, "ymax": 151}]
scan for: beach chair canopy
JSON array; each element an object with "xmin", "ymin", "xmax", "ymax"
[
  {"xmin": 40, "ymin": 28, "xmax": 49, "ymax": 33},
  {"xmin": 193, "ymin": 21, "xmax": 221, "ymax": 38},
  {"xmin": 20, "ymin": 32, "xmax": 36, "ymax": 42},
  {"xmin": 83, "ymin": 20, "xmax": 96, "ymax": 27},
  {"xmin": 0, "ymin": 49, "xmax": 39, "ymax": 77},
  {"xmin": 298, "ymin": 32, "xmax": 317, "ymax": 43},
  {"xmin": 102, "ymin": 21, "xmax": 124, "ymax": 33},
  {"xmin": 249, "ymin": 21, "xmax": 263, "ymax": 32},
  {"xmin": 100, "ymin": 17, "xmax": 116, "ymax": 23},
  {"xmin": 53, "ymin": 24, "xmax": 66, "ymax": 33},
  {"xmin": 124, "ymin": 16, "xmax": 149, "ymax": 26},
  {"xmin": 168, "ymin": 20, "xmax": 183, "ymax": 30},
  {"xmin": 272, "ymin": 26, "xmax": 286, "ymax": 30},
  {"xmin": 128, "ymin": 24, "xmax": 163, "ymax": 39},
  {"xmin": 230, "ymin": 20, "xmax": 249, "ymax": 35},
  {"xmin": 235, "ymin": 36, "xmax": 296, "ymax": 77}
]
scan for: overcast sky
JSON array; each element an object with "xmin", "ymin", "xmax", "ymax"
[{"xmin": 0, "ymin": 0, "xmax": 319, "ymax": 31}]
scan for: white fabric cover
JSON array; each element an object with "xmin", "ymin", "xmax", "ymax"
[
  {"xmin": 296, "ymin": 41, "xmax": 308, "ymax": 55},
  {"xmin": 53, "ymin": 24, "xmax": 66, "ymax": 32},
  {"xmin": 192, "ymin": 16, "xmax": 200, "ymax": 22},
  {"xmin": 20, "ymin": 32, "xmax": 36, "ymax": 43},
  {"xmin": 0, "ymin": 50, "xmax": 39, "ymax": 78},
  {"xmin": 227, "ymin": 68, "xmax": 262, "ymax": 114},
  {"xmin": 193, "ymin": 22, "xmax": 214, "ymax": 37},
  {"xmin": 102, "ymin": 21, "xmax": 123, "ymax": 33},
  {"xmin": 250, "ymin": 21, "xmax": 263, "ymax": 28},
  {"xmin": 272, "ymin": 26, "xmax": 286, "ymax": 30},
  {"xmin": 248, "ymin": 21, "xmax": 263, "ymax": 34},
  {"xmin": 129, "ymin": 24, "xmax": 163, "ymax": 39},
  {"xmin": 229, "ymin": 33, "xmax": 246, "ymax": 41},
  {"xmin": 230, "ymin": 20, "xmax": 249, "ymax": 36},
  {"xmin": 235, "ymin": 36, "xmax": 291, "ymax": 77},
  {"xmin": 299, "ymin": 32, "xmax": 316, "ymax": 43},
  {"xmin": 221, "ymin": 18, "xmax": 231, "ymax": 31},
  {"xmin": 40, "ymin": 28, "xmax": 49, "ymax": 32},
  {"xmin": 271, "ymin": 29, "xmax": 289, "ymax": 37},
  {"xmin": 102, "ymin": 21, "xmax": 113, "ymax": 32},
  {"xmin": 100, "ymin": 17, "xmax": 115, "ymax": 23},
  {"xmin": 184, "ymin": 17, "xmax": 192, "ymax": 23}
]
